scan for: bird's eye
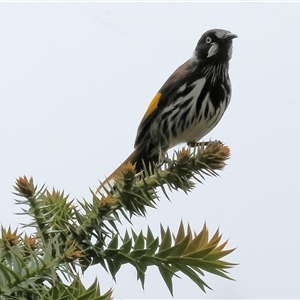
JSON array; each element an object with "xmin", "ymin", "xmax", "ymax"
[{"xmin": 206, "ymin": 37, "xmax": 212, "ymax": 44}]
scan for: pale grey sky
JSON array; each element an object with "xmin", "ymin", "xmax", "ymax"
[{"xmin": 1, "ymin": 2, "xmax": 300, "ymax": 299}]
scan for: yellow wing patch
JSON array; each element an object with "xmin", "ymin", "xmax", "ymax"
[{"xmin": 141, "ymin": 92, "xmax": 162, "ymax": 122}]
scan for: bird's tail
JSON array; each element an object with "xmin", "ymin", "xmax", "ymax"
[{"xmin": 96, "ymin": 148, "xmax": 158, "ymax": 194}]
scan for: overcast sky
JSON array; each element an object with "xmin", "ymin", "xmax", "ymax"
[{"xmin": 1, "ymin": 2, "xmax": 300, "ymax": 299}]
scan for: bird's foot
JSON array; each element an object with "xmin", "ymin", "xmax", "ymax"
[
  {"xmin": 187, "ymin": 141, "xmax": 210, "ymax": 147},
  {"xmin": 156, "ymin": 148, "xmax": 172, "ymax": 168},
  {"xmin": 156, "ymin": 156, "xmax": 172, "ymax": 168},
  {"xmin": 187, "ymin": 140, "xmax": 224, "ymax": 147}
]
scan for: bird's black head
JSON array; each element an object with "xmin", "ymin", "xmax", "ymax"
[{"xmin": 194, "ymin": 29, "xmax": 237, "ymax": 62}]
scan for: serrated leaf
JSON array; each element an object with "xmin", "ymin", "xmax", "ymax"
[
  {"xmin": 146, "ymin": 227, "xmax": 155, "ymax": 247},
  {"xmin": 160, "ymin": 224, "xmax": 166, "ymax": 237},
  {"xmin": 92, "ymin": 256, "xmax": 107, "ymax": 272},
  {"xmin": 130, "ymin": 249, "xmax": 148, "ymax": 259},
  {"xmin": 208, "ymin": 228, "xmax": 221, "ymax": 243},
  {"xmin": 199, "ymin": 263, "xmax": 235, "ymax": 280},
  {"xmin": 122, "ymin": 255, "xmax": 146, "ymax": 286},
  {"xmin": 174, "ymin": 220, "xmax": 185, "ymax": 244},
  {"xmin": 169, "ymin": 233, "xmax": 191, "ymax": 257},
  {"xmin": 160, "ymin": 184, "xmax": 170, "ymax": 200},
  {"xmin": 183, "ymin": 223, "xmax": 208, "ymax": 255},
  {"xmin": 159, "ymin": 226, "xmax": 171, "ymax": 251},
  {"xmin": 104, "ymin": 248, "xmax": 119, "ymax": 257},
  {"xmin": 206, "ymin": 231, "xmax": 222, "ymax": 248},
  {"xmin": 123, "ymin": 230, "xmax": 130, "ymax": 242},
  {"xmin": 158, "ymin": 264, "xmax": 174, "ymax": 296},
  {"xmin": 131, "ymin": 229, "xmax": 138, "ymax": 240},
  {"xmin": 167, "ymin": 256, "xmax": 204, "ymax": 266},
  {"xmin": 174, "ymin": 264, "xmax": 212, "ymax": 293},
  {"xmin": 196, "ymin": 260, "xmax": 236, "ymax": 277},
  {"xmin": 184, "ymin": 245, "xmax": 216, "ymax": 259},
  {"xmin": 213, "ymin": 239, "xmax": 228, "ymax": 251},
  {"xmin": 106, "ymin": 234, "xmax": 118, "ymax": 250},
  {"xmin": 187, "ymin": 223, "xmax": 192, "ymax": 236},
  {"xmin": 106, "ymin": 259, "xmax": 117, "ymax": 280},
  {"xmin": 0, "ymin": 264, "xmax": 14, "ymax": 286},
  {"xmin": 145, "ymin": 237, "xmax": 159, "ymax": 256},
  {"xmin": 156, "ymin": 243, "xmax": 180, "ymax": 258},
  {"xmin": 205, "ymin": 247, "xmax": 236, "ymax": 261},
  {"xmin": 136, "ymin": 262, "xmax": 147, "ymax": 289},
  {"xmin": 189, "ymin": 265, "xmax": 205, "ymax": 276},
  {"xmin": 133, "ymin": 231, "xmax": 144, "ymax": 251},
  {"xmin": 119, "ymin": 237, "xmax": 132, "ymax": 254},
  {"xmin": 112, "ymin": 257, "xmax": 122, "ymax": 274}
]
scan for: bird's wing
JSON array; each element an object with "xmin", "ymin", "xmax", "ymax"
[
  {"xmin": 134, "ymin": 60, "xmax": 194, "ymax": 148},
  {"xmin": 139, "ymin": 92, "xmax": 162, "ymax": 125}
]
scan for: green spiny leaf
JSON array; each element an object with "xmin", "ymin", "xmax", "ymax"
[
  {"xmin": 133, "ymin": 231, "xmax": 145, "ymax": 251},
  {"xmin": 174, "ymin": 264, "xmax": 212, "ymax": 293},
  {"xmin": 183, "ymin": 223, "xmax": 208, "ymax": 255},
  {"xmin": 195, "ymin": 259, "xmax": 236, "ymax": 275},
  {"xmin": 131, "ymin": 229, "xmax": 138, "ymax": 240},
  {"xmin": 206, "ymin": 228, "xmax": 222, "ymax": 248},
  {"xmin": 184, "ymin": 245, "xmax": 216, "ymax": 259},
  {"xmin": 119, "ymin": 236, "xmax": 132, "ymax": 254},
  {"xmin": 158, "ymin": 263, "xmax": 174, "ymax": 296},
  {"xmin": 174, "ymin": 220, "xmax": 185, "ymax": 244},
  {"xmin": 106, "ymin": 258, "xmax": 117, "ymax": 280},
  {"xmin": 159, "ymin": 226, "xmax": 171, "ymax": 251},
  {"xmin": 130, "ymin": 249, "xmax": 148, "ymax": 259},
  {"xmin": 146, "ymin": 227, "xmax": 154, "ymax": 247},
  {"xmin": 170, "ymin": 232, "xmax": 192, "ymax": 257},
  {"xmin": 205, "ymin": 243, "xmax": 236, "ymax": 261},
  {"xmin": 107, "ymin": 234, "xmax": 118, "ymax": 250},
  {"xmin": 145, "ymin": 237, "xmax": 159, "ymax": 256}
]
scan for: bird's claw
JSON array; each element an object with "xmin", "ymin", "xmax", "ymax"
[
  {"xmin": 187, "ymin": 141, "xmax": 210, "ymax": 147},
  {"xmin": 156, "ymin": 156, "xmax": 172, "ymax": 168}
]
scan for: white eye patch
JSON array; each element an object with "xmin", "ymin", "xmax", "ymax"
[
  {"xmin": 227, "ymin": 44, "xmax": 233, "ymax": 59},
  {"xmin": 207, "ymin": 43, "xmax": 219, "ymax": 58}
]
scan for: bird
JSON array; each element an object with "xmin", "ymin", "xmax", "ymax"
[{"xmin": 97, "ymin": 28, "xmax": 237, "ymax": 193}]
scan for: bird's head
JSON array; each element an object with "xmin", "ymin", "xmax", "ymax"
[{"xmin": 194, "ymin": 29, "xmax": 237, "ymax": 62}]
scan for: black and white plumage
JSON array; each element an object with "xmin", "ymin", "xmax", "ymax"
[{"xmin": 97, "ymin": 28, "xmax": 237, "ymax": 192}]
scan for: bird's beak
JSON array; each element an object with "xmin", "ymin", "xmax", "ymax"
[{"xmin": 223, "ymin": 32, "xmax": 238, "ymax": 41}]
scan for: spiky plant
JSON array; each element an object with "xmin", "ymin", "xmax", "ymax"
[{"xmin": 0, "ymin": 141, "xmax": 236, "ymax": 299}]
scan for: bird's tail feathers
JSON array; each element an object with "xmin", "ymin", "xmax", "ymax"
[{"xmin": 96, "ymin": 149, "xmax": 141, "ymax": 194}]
